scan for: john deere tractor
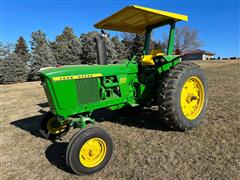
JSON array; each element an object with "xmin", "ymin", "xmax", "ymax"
[{"xmin": 39, "ymin": 5, "xmax": 208, "ymax": 175}]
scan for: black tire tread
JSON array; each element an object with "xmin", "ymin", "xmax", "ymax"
[
  {"xmin": 39, "ymin": 112, "xmax": 70, "ymax": 141},
  {"xmin": 158, "ymin": 61, "xmax": 207, "ymax": 130},
  {"xmin": 66, "ymin": 127, "xmax": 113, "ymax": 175}
]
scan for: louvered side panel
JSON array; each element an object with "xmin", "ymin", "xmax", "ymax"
[{"xmin": 75, "ymin": 78, "xmax": 100, "ymax": 105}]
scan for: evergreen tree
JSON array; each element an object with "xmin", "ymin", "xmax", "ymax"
[
  {"xmin": 122, "ymin": 33, "xmax": 144, "ymax": 59},
  {"xmin": 122, "ymin": 33, "xmax": 135, "ymax": 58},
  {"xmin": 0, "ymin": 42, "xmax": 14, "ymax": 61},
  {"xmin": 111, "ymin": 35, "xmax": 126, "ymax": 62},
  {"xmin": 0, "ymin": 53, "xmax": 28, "ymax": 84},
  {"xmin": 14, "ymin": 36, "xmax": 30, "ymax": 63},
  {"xmin": 29, "ymin": 30, "xmax": 56, "ymax": 80},
  {"xmin": 80, "ymin": 31, "xmax": 118, "ymax": 64},
  {"xmin": 51, "ymin": 26, "xmax": 82, "ymax": 65},
  {"xmin": 149, "ymin": 40, "xmax": 166, "ymax": 53},
  {"xmin": 80, "ymin": 31, "xmax": 99, "ymax": 64},
  {"xmin": 132, "ymin": 34, "xmax": 144, "ymax": 59},
  {"xmin": 105, "ymin": 34, "xmax": 118, "ymax": 64}
]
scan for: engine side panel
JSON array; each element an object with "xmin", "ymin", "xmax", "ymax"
[{"xmin": 39, "ymin": 63, "xmax": 138, "ymax": 117}]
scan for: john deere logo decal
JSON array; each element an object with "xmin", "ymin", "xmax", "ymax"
[{"xmin": 52, "ymin": 73, "xmax": 103, "ymax": 81}]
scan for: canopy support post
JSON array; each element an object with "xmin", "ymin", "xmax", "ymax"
[
  {"xmin": 143, "ymin": 28, "xmax": 152, "ymax": 55},
  {"xmin": 167, "ymin": 22, "xmax": 175, "ymax": 55}
]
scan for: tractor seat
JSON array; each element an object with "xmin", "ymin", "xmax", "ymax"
[{"xmin": 141, "ymin": 49, "xmax": 164, "ymax": 66}]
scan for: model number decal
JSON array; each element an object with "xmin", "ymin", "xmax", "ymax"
[
  {"xmin": 52, "ymin": 73, "xmax": 103, "ymax": 81},
  {"xmin": 120, "ymin": 77, "xmax": 127, "ymax": 83}
]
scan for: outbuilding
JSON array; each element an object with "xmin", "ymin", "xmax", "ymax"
[{"xmin": 182, "ymin": 49, "xmax": 215, "ymax": 60}]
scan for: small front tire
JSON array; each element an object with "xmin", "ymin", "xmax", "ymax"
[
  {"xmin": 39, "ymin": 112, "xmax": 70, "ymax": 140},
  {"xmin": 66, "ymin": 127, "xmax": 113, "ymax": 175}
]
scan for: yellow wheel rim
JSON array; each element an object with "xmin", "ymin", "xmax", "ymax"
[
  {"xmin": 180, "ymin": 76, "xmax": 204, "ymax": 120},
  {"xmin": 79, "ymin": 138, "xmax": 107, "ymax": 168},
  {"xmin": 46, "ymin": 117, "xmax": 67, "ymax": 134}
]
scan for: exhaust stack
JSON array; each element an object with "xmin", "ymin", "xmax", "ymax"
[{"xmin": 94, "ymin": 36, "xmax": 107, "ymax": 65}]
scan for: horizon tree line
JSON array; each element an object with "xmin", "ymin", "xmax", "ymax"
[{"xmin": 0, "ymin": 26, "xmax": 201, "ymax": 84}]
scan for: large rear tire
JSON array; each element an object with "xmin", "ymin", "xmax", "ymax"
[{"xmin": 158, "ymin": 62, "xmax": 208, "ymax": 130}]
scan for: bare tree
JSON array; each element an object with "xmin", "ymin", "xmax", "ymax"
[
  {"xmin": 176, "ymin": 26, "xmax": 202, "ymax": 52},
  {"xmin": 162, "ymin": 26, "xmax": 202, "ymax": 53}
]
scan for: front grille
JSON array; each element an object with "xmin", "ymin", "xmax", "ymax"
[{"xmin": 75, "ymin": 78, "xmax": 100, "ymax": 105}]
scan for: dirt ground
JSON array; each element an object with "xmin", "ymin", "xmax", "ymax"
[{"xmin": 1, "ymin": 60, "xmax": 240, "ymax": 180}]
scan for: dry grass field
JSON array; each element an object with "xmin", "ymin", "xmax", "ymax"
[{"xmin": 1, "ymin": 60, "xmax": 240, "ymax": 180}]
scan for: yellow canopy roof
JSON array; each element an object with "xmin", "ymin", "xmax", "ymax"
[{"xmin": 94, "ymin": 5, "xmax": 188, "ymax": 34}]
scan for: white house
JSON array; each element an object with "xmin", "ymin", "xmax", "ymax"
[{"xmin": 182, "ymin": 49, "xmax": 215, "ymax": 60}]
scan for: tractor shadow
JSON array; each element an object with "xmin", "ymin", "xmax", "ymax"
[
  {"xmin": 10, "ymin": 104, "xmax": 174, "ymax": 174},
  {"xmin": 10, "ymin": 109, "xmax": 73, "ymax": 174},
  {"xmin": 45, "ymin": 142, "xmax": 75, "ymax": 174},
  {"xmin": 93, "ymin": 107, "xmax": 173, "ymax": 132},
  {"xmin": 11, "ymin": 105, "xmax": 174, "ymax": 139},
  {"xmin": 44, "ymin": 108, "xmax": 174, "ymax": 175},
  {"xmin": 10, "ymin": 109, "xmax": 47, "ymax": 139},
  {"xmin": 37, "ymin": 102, "xmax": 49, "ymax": 108}
]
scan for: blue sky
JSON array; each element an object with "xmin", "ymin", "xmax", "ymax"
[{"xmin": 1, "ymin": 0, "xmax": 239, "ymax": 57}]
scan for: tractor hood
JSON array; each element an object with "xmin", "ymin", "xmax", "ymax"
[{"xmin": 39, "ymin": 63, "xmax": 138, "ymax": 81}]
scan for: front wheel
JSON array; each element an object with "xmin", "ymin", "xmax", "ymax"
[
  {"xmin": 66, "ymin": 127, "xmax": 113, "ymax": 175},
  {"xmin": 39, "ymin": 112, "xmax": 70, "ymax": 140},
  {"xmin": 158, "ymin": 62, "xmax": 208, "ymax": 130}
]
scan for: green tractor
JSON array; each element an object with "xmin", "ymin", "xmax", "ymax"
[{"xmin": 39, "ymin": 5, "xmax": 208, "ymax": 175}]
